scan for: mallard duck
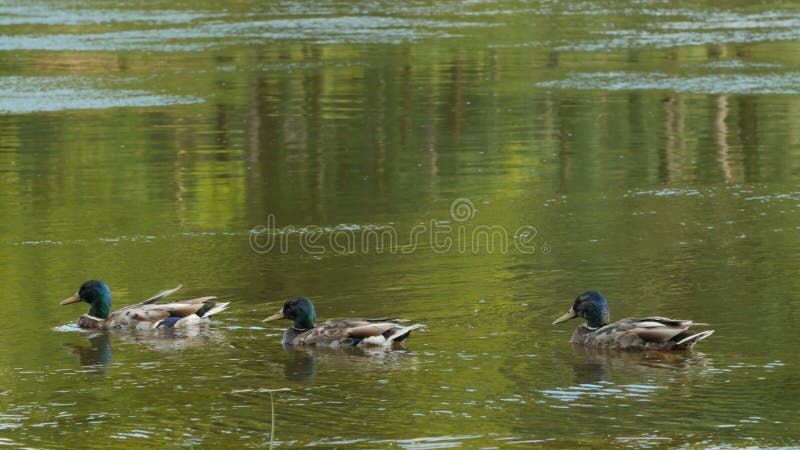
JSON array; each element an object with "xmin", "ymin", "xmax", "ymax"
[
  {"xmin": 553, "ymin": 291, "xmax": 714, "ymax": 351},
  {"xmin": 263, "ymin": 296, "xmax": 424, "ymax": 347},
  {"xmin": 60, "ymin": 280, "xmax": 230, "ymax": 330}
]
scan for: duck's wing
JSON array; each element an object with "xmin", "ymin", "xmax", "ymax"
[
  {"xmin": 626, "ymin": 317, "xmax": 693, "ymax": 342},
  {"xmin": 594, "ymin": 317, "xmax": 713, "ymax": 350},
  {"xmin": 295, "ymin": 318, "xmax": 424, "ymax": 346},
  {"xmin": 136, "ymin": 284, "xmax": 184, "ymax": 305}
]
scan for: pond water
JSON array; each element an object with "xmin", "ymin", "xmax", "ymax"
[{"xmin": 2, "ymin": 0, "xmax": 800, "ymax": 448}]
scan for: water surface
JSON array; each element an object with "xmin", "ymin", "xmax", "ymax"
[{"xmin": 2, "ymin": 0, "xmax": 800, "ymax": 448}]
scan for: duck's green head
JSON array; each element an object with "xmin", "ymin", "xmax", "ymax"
[
  {"xmin": 553, "ymin": 290, "xmax": 610, "ymax": 329},
  {"xmin": 262, "ymin": 296, "xmax": 316, "ymax": 330},
  {"xmin": 60, "ymin": 280, "xmax": 112, "ymax": 319}
]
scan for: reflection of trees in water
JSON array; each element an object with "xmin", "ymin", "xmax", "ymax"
[
  {"xmin": 715, "ymin": 95, "xmax": 733, "ymax": 183},
  {"xmin": 2, "ymin": 38, "xmax": 798, "ymax": 240},
  {"xmin": 2, "ymin": 41, "xmax": 791, "ymax": 254},
  {"xmin": 662, "ymin": 93, "xmax": 687, "ymax": 183}
]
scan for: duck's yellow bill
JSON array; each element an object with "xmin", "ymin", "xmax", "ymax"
[
  {"xmin": 262, "ymin": 309, "xmax": 285, "ymax": 322},
  {"xmin": 553, "ymin": 308, "xmax": 576, "ymax": 325},
  {"xmin": 60, "ymin": 293, "xmax": 81, "ymax": 305}
]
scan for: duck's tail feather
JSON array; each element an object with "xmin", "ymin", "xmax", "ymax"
[
  {"xmin": 158, "ymin": 302, "xmax": 231, "ymax": 328},
  {"xmin": 386, "ymin": 323, "xmax": 425, "ymax": 344},
  {"xmin": 675, "ymin": 329, "xmax": 715, "ymax": 347},
  {"xmin": 196, "ymin": 301, "xmax": 230, "ymax": 318}
]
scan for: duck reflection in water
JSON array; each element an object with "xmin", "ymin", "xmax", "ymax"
[
  {"xmin": 63, "ymin": 332, "xmax": 112, "ymax": 373},
  {"xmin": 569, "ymin": 344, "xmax": 714, "ymax": 383},
  {"xmin": 539, "ymin": 346, "xmax": 715, "ymax": 406},
  {"xmin": 63, "ymin": 327, "xmax": 226, "ymax": 374},
  {"xmin": 278, "ymin": 345, "xmax": 420, "ymax": 383},
  {"xmin": 113, "ymin": 326, "xmax": 227, "ymax": 352}
]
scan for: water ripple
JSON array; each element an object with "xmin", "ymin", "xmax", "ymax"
[
  {"xmin": 0, "ymin": 76, "xmax": 201, "ymax": 114},
  {"xmin": 376, "ymin": 434, "xmax": 485, "ymax": 450},
  {"xmin": 0, "ymin": 17, "xmax": 490, "ymax": 52},
  {"xmin": 539, "ymin": 71, "xmax": 800, "ymax": 95},
  {"xmin": 559, "ymin": 10, "xmax": 800, "ymax": 51},
  {"xmin": 540, "ymin": 382, "xmax": 663, "ymax": 405}
]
